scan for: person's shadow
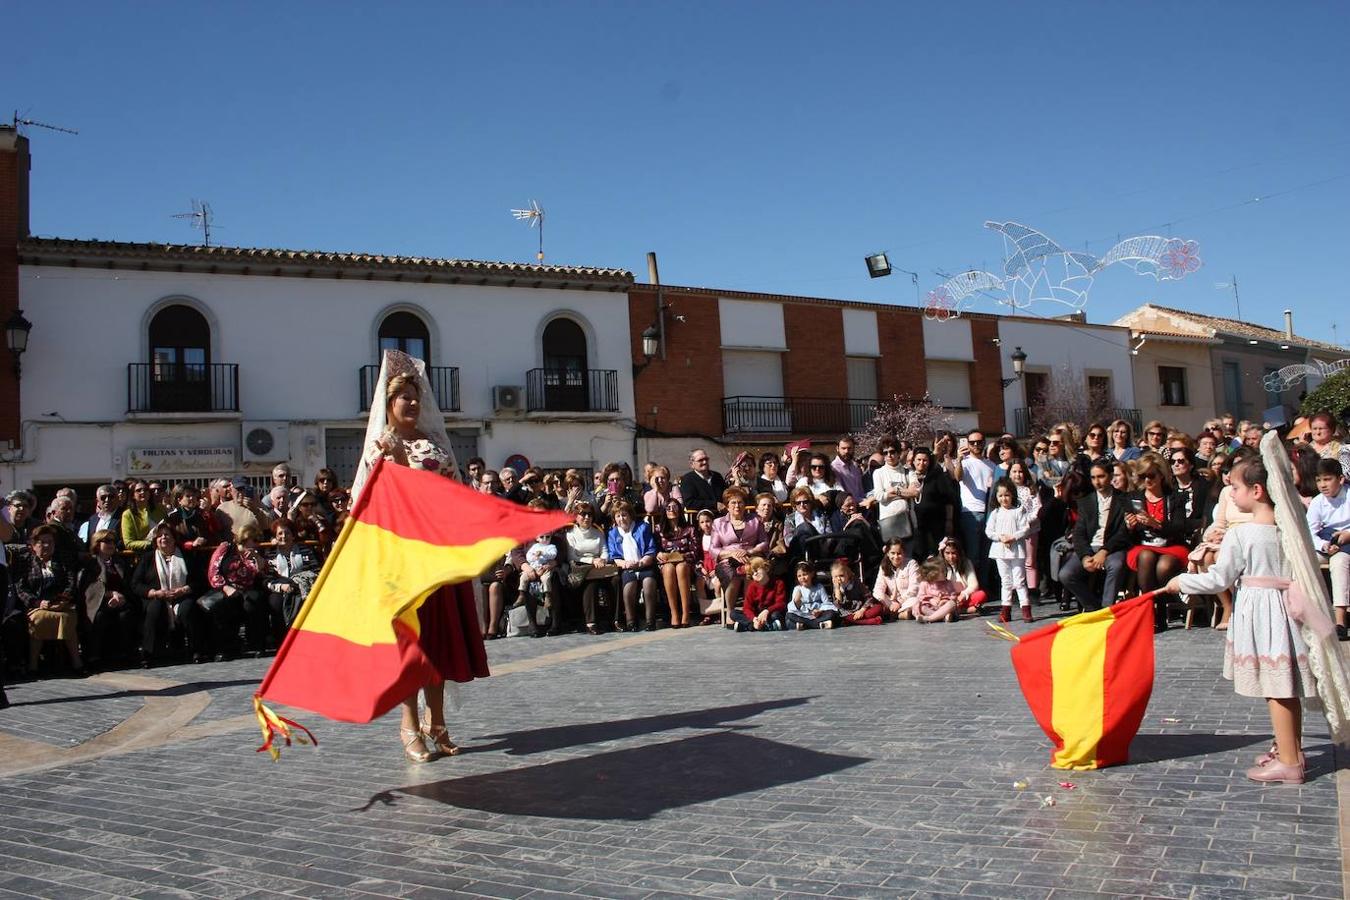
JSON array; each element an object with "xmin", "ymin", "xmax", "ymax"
[
  {"xmin": 361, "ymin": 730, "xmax": 867, "ymax": 821},
  {"xmin": 6, "ymin": 678, "xmax": 258, "ymax": 708},
  {"xmin": 469, "ymin": 696, "xmax": 815, "ymax": 756}
]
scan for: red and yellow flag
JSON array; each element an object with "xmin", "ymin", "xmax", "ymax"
[
  {"xmin": 253, "ymin": 459, "xmax": 572, "ymax": 756},
  {"xmin": 1010, "ymin": 593, "xmax": 1155, "ymax": 770}
]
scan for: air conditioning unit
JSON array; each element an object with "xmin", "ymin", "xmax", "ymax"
[
  {"xmin": 241, "ymin": 421, "xmax": 290, "ymax": 463},
  {"xmin": 493, "ymin": 385, "xmax": 524, "ymax": 414}
]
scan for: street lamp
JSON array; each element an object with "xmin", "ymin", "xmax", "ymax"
[
  {"xmin": 1001, "ymin": 346, "xmax": 1027, "ymax": 389},
  {"xmin": 5, "ymin": 308, "xmax": 32, "ymax": 378},
  {"xmin": 633, "ymin": 325, "xmax": 660, "ymax": 377}
]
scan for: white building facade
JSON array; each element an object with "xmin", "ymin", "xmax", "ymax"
[{"xmin": 13, "ymin": 239, "xmax": 636, "ymax": 496}]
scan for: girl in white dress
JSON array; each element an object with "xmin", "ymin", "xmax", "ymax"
[{"xmin": 1168, "ymin": 455, "xmax": 1314, "ymax": 784}]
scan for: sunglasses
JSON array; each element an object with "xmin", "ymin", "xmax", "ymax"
[
  {"xmin": 1143, "ymin": 473, "xmax": 1160, "ymax": 480},
  {"xmin": 810, "ymin": 464, "xmax": 826, "ymax": 469},
  {"xmin": 794, "ymin": 500, "xmax": 813, "ymax": 506},
  {"xmin": 1033, "ymin": 446, "xmax": 1047, "ymax": 452},
  {"xmin": 881, "ymin": 448, "xmax": 898, "ymax": 455},
  {"xmin": 1147, "ymin": 431, "xmax": 1166, "ymax": 437},
  {"xmin": 1049, "ymin": 440, "xmax": 1062, "ymax": 445},
  {"xmin": 1171, "ymin": 458, "xmax": 1188, "ymax": 466}
]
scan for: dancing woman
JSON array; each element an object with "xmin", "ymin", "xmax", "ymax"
[{"xmin": 353, "ymin": 350, "xmax": 490, "ymax": 763}]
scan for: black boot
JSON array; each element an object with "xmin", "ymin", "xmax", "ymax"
[{"xmin": 1153, "ymin": 597, "xmax": 1170, "ymax": 634}]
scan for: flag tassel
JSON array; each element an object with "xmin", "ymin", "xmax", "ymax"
[
  {"xmin": 254, "ymin": 694, "xmax": 318, "ymax": 761},
  {"xmin": 985, "ymin": 621, "xmax": 1021, "ymax": 642}
]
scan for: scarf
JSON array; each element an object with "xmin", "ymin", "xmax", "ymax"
[{"xmin": 155, "ymin": 550, "xmax": 188, "ymax": 592}]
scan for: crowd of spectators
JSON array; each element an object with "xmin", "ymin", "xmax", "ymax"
[{"xmin": 3, "ymin": 410, "xmax": 1348, "ymax": 705}]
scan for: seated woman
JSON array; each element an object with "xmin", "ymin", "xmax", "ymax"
[
  {"xmin": 518, "ymin": 503, "xmax": 563, "ymax": 635},
  {"xmin": 655, "ymin": 498, "xmax": 698, "ymax": 628},
  {"xmin": 784, "ymin": 487, "xmax": 837, "ymax": 560},
  {"xmin": 835, "ymin": 493, "xmax": 883, "ymax": 579},
  {"xmin": 755, "ymin": 452, "xmax": 789, "ymax": 503},
  {"xmin": 132, "ymin": 523, "xmax": 208, "ymax": 665},
  {"xmin": 264, "ymin": 518, "xmax": 322, "ymax": 639},
  {"xmin": 1190, "ymin": 449, "xmax": 1255, "ymax": 630},
  {"xmin": 938, "ymin": 538, "xmax": 987, "ymax": 615},
  {"xmin": 120, "ymin": 479, "xmax": 168, "ymax": 553},
  {"xmin": 205, "ymin": 525, "xmax": 269, "ymax": 659},
  {"xmin": 753, "ymin": 491, "xmax": 790, "ymax": 580},
  {"xmin": 606, "ymin": 500, "xmax": 660, "ymax": 631},
  {"xmin": 564, "ymin": 500, "xmax": 610, "ymax": 635},
  {"xmin": 482, "ymin": 544, "xmax": 525, "ymax": 639},
  {"xmin": 327, "ymin": 488, "xmax": 351, "ymax": 531},
  {"xmin": 11, "ymin": 525, "xmax": 84, "ymax": 676},
  {"xmin": 1124, "ymin": 455, "xmax": 1193, "ymax": 632},
  {"xmin": 82, "ymin": 528, "xmax": 138, "ymax": 668},
  {"xmin": 643, "ymin": 465, "xmax": 681, "ymax": 523},
  {"xmin": 709, "ymin": 487, "xmax": 768, "ymax": 620},
  {"xmin": 726, "ymin": 452, "xmax": 758, "ymax": 493}
]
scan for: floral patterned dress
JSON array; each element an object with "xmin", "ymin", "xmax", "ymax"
[{"xmin": 372, "ymin": 433, "xmax": 488, "ymax": 686}]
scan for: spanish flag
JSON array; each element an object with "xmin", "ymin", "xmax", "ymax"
[
  {"xmin": 253, "ymin": 459, "xmax": 572, "ymax": 757},
  {"xmin": 1010, "ymin": 593, "xmax": 1155, "ymax": 770}
]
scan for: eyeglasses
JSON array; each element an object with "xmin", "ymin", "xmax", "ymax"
[
  {"xmin": 881, "ymin": 449, "xmax": 898, "ymax": 456},
  {"xmin": 1147, "ymin": 430, "xmax": 1166, "ymax": 437},
  {"xmin": 1088, "ymin": 432, "xmax": 1105, "ymax": 439}
]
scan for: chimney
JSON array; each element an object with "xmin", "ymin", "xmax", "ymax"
[
  {"xmin": 0, "ymin": 126, "xmax": 31, "ymax": 241},
  {"xmin": 0, "ymin": 125, "xmax": 30, "ymax": 447},
  {"xmin": 1284, "ymin": 309, "xmax": 1293, "ymax": 341}
]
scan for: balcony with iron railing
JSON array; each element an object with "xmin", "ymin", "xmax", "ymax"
[
  {"xmin": 359, "ymin": 364, "xmax": 460, "ymax": 412},
  {"xmin": 723, "ymin": 396, "xmax": 878, "ymax": 436},
  {"xmin": 127, "ymin": 363, "xmax": 239, "ymax": 414},
  {"xmin": 525, "ymin": 368, "xmax": 619, "ymax": 413}
]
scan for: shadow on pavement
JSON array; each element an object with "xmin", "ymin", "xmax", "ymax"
[
  {"xmin": 7, "ymin": 678, "xmax": 259, "ymax": 708},
  {"xmin": 470, "ymin": 696, "xmax": 815, "ymax": 756},
  {"xmin": 1129, "ymin": 731, "xmax": 1271, "ymax": 763},
  {"xmin": 369, "ymin": 731, "xmax": 865, "ymax": 820}
]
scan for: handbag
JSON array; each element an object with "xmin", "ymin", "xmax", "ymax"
[{"xmin": 566, "ymin": 563, "xmax": 593, "ymax": 588}]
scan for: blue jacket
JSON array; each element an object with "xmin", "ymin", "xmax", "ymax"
[{"xmin": 606, "ymin": 521, "xmax": 658, "ymax": 564}]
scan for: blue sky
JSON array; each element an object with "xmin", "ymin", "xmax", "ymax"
[{"xmin": 5, "ymin": 2, "xmax": 1348, "ymax": 344}]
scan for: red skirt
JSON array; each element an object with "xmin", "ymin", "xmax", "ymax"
[
  {"xmin": 417, "ymin": 581, "xmax": 490, "ymax": 684},
  {"xmin": 1126, "ymin": 544, "xmax": 1191, "ymax": 571}
]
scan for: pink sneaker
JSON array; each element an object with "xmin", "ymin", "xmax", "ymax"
[{"xmin": 1246, "ymin": 759, "xmax": 1304, "ymax": 785}]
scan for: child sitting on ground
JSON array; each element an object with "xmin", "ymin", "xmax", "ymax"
[
  {"xmin": 873, "ymin": 538, "xmax": 920, "ymax": 619},
  {"xmin": 730, "ymin": 556, "xmax": 787, "ymax": 632},
  {"xmin": 833, "ymin": 558, "xmax": 884, "ymax": 626},
  {"xmin": 786, "ymin": 561, "xmax": 838, "ymax": 629},
  {"xmin": 913, "ymin": 558, "xmax": 962, "ymax": 623}
]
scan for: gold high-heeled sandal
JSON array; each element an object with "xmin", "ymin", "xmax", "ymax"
[
  {"xmin": 420, "ymin": 712, "xmax": 461, "ymax": 756},
  {"xmin": 401, "ymin": 727, "xmax": 432, "ymax": 763}
]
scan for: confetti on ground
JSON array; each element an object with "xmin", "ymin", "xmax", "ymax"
[
  {"xmin": 1162, "ymin": 717, "xmax": 1182, "ymax": 724},
  {"xmin": 1057, "ymin": 781, "xmax": 1077, "ymax": 790},
  {"xmin": 1039, "ymin": 795, "xmax": 1056, "ymax": 808},
  {"xmin": 1013, "ymin": 779, "xmax": 1030, "ymax": 790}
]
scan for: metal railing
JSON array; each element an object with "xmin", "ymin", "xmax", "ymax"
[
  {"xmin": 525, "ymin": 368, "xmax": 619, "ymax": 412},
  {"xmin": 359, "ymin": 364, "xmax": 460, "ymax": 412},
  {"xmin": 127, "ymin": 363, "xmax": 239, "ymax": 413},
  {"xmin": 1014, "ymin": 406, "xmax": 1142, "ymax": 437},
  {"xmin": 723, "ymin": 396, "xmax": 878, "ymax": 435}
]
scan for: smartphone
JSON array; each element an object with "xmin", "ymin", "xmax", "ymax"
[
  {"xmin": 958, "ymin": 437, "xmax": 968, "ymax": 449},
  {"xmin": 1130, "ymin": 497, "xmax": 1145, "ymax": 513},
  {"xmin": 607, "ymin": 483, "xmax": 619, "ymax": 495}
]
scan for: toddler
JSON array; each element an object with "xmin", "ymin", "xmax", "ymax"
[
  {"xmin": 912, "ymin": 558, "xmax": 962, "ymax": 623},
  {"xmin": 832, "ymin": 558, "xmax": 884, "ymax": 626},
  {"xmin": 786, "ymin": 561, "xmax": 838, "ymax": 629},
  {"xmin": 985, "ymin": 478, "xmax": 1033, "ymax": 623},
  {"xmin": 731, "ymin": 556, "xmax": 787, "ymax": 631}
]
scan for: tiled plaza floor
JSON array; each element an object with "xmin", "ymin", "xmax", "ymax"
[{"xmin": 0, "ymin": 609, "xmax": 1344, "ymax": 899}]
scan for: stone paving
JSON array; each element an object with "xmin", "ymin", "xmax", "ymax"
[{"xmin": 0, "ymin": 609, "xmax": 1344, "ymax": 899}]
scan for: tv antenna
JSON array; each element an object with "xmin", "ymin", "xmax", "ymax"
[
  {"xmin": 11, "ymin": 111, "xmax": 78, "ymax": 136},
  {"xmin": 510, "ymin": 200, "xmax": 545, "ymax": 263},
  {"xmin": 1215, "ymin": 275, "xmax": 1241, "ymax": 320},
  {"xmin": 171, "ymin": 200, "xmax": 215, "ymax": 247}
]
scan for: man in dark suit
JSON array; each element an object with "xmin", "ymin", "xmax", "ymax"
[
  {"xmin": 678, "ymin": 449, "xmax": 726, "ymax": 515},
  {"xmin": 1058, "ymin": 461, "xmax": 1134, "ymax": 611}
]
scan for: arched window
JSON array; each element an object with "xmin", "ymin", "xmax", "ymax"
[
  {"xmin": 539, "ymin": 317, "xmax": 589, "ymax": 411},
  {"xmin": 147, "ymin": 305, "xmax": 211, "ymax": 411},
  {"xmin": 378, "ymin": 311, "xmax": 430, "ymax": 361}
]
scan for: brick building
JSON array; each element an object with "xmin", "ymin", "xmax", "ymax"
[{"xmin": 627, "ymin": 284, "xmax": 1136, "ymax": 472}]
